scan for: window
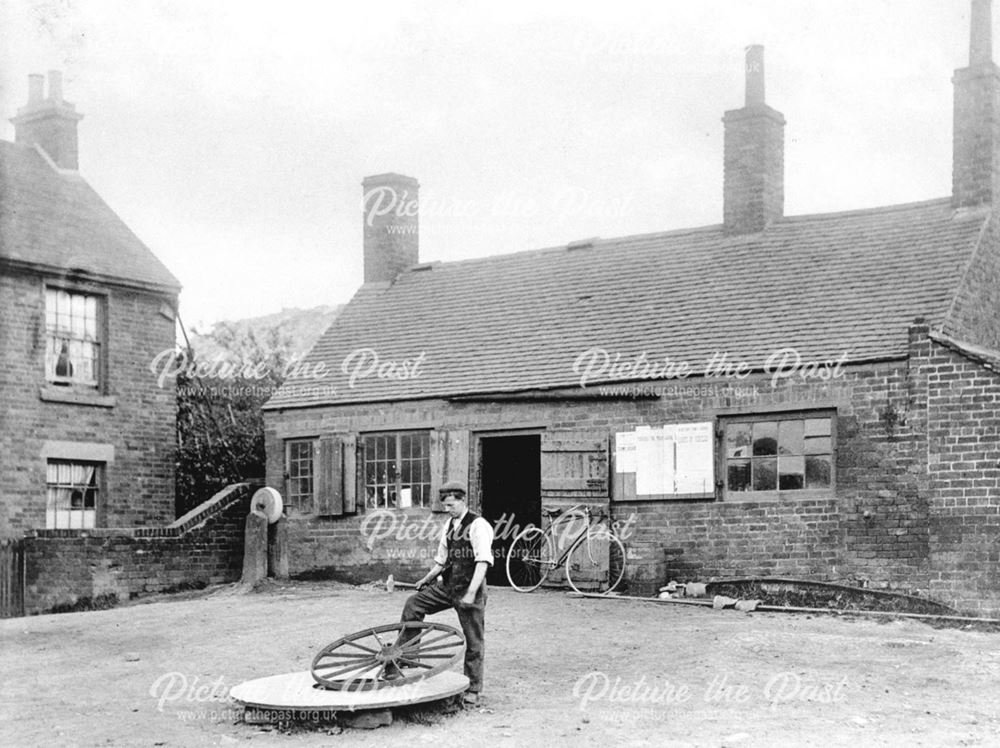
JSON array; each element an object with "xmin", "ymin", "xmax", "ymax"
[
  {"xmin": 723, "ymin": 413, "xmax": 834, "ymax": 497},
  {"xmin": 46, "ymin": 460, "xmax": 100, "ymax": 528},
  {"xmin": 285, "ymin": 439, "xmax": 315, "ymax": 511},
  {"xmin": 363, "ymin": 432, "xmax": 431, "ymax": 509},
  {"xmin": 45, "ymin": 288, "xmax": 101, "ymax": 387}
]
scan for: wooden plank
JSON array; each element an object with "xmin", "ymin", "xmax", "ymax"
[
  {"xmin": 430, "ymin": 430, "xmax": 470, "ymax": 512},
  {"xmin": 540, "ymin": 430, "xmax": 609, "ymax": 498},
  {"xmin": 314, "ymin": 436, "xmax": 343, "ymax": 516},
  {"xmin": 343, "ymin": 435, "xmax": 358, "ymax": 514}
]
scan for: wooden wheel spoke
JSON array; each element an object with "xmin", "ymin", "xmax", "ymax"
[
  {"xmin": 317, "ymin": 658, "xmax": 381, "ymax": 679},
  {"xmin": 318, "ymin": 651, "xmax": 378, "ymax": 660},
  {"xmin": 370, "ymin": 628, "xmax": 387, "ymax": 648},
  {"xmin": 402, "ymin": 641, "xmax": 462, "ymax": 655},
  {"xmin": 401, "ymin": 631, "xmax": 453, "ymax": 650},
  {"xmin": 393, "ymin": 627, "xmax": 428, "ymax": 649},
  {"xmin": 315, "ymin": 657, "xmax": 372, "ymax": 670},
  {"xmin": 341, "ymin": 639, "xmax": 378, "ymax": 654},
  {"xmin": 315, "ymin": 659, "xmax": 373, "ymax": 673}
]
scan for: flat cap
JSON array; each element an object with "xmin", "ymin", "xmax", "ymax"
[{"xmin": 439, "ymin": 480, "xmax": 467, "ymax": 497}]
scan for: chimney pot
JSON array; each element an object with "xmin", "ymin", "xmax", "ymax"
[
  {"xmin": 953, "ymin": 0, "xmax": 1000, "ymax": 207},
  {"xmin": 10, "ymin": 70, "xmax": 83, "ymax": 170},
  {"xmin": 971, "ymin": 0, "xmax": 993, "ymax": 65},
  {"xmin": 745, "ymin": 45, "xmax": 766, "ymax": 106},
  {"xmin": 723, "ymin": 45, "xmax": 785, "ymax": 233},
  {"xmin": 27, "ymin": 74, "xmax": 44, "ymax": 104},
  {"xmin": 48, "ymin": 70, "xmax": 63, "ymax": 102}
]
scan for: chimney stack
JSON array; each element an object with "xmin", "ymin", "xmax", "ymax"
[
  {"xmin": 10, "ymin": 71, "xmax": 84, "ymax": 170},
  {"xmin": 362, "ymin": 173, "xmax": 419, "ymax": 283},
  {"xmin": 953, "ymin": 0, "xmax": 1000, "ymax": 207},
  {"xmin": 723, "ymin": 45, "xmax": 785, "ymax": 234}
]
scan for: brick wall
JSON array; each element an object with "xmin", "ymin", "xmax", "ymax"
[
  {"xmin": 722, "ymin": 104, "xmax": 785, "ymax": 233},
  {"xmin": 0, "ymin": 267, "xmax": 177, "ymax": 535},
  {"xmin": 262, "ymin": 328, "xmax": 1000, "ymax": 614},
  {"xmin": 923, "ymin": 341, "xmax": 1000, "ymax": 615},
  {"xmin": 21, "ymin": 484, "xmax": 252, "ymax": 615}
]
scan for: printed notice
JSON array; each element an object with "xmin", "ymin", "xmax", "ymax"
[
  {"xmin": 674, "ymin": 422, "xmax": 714, "ymax": 494},
  {"xmin": 635, "ymin": 426, "xmax": 675, "ymax": 495},
  {"xmin": 615, "ymin": 431, "xmax": 637, "ymax": 473}
]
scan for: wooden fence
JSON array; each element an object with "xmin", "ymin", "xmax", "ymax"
[{"xmin": 0, "ymin": 538, "xmax": 25, "ymax": 618}]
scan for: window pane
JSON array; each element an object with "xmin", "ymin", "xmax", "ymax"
[
  {"xmin": 805, "ymin": 456, "xmax": 832, "ymax": 488},
  {"xmin": 45, "ymin": 290, "xmax": 57, "ymax": 328},
  {"xmin": 85, "ymin": 296, "xmax": 98, "ymax": 337},
  {"xmin": 727, "ymin": 459, "xmax": 751, "ymax": 491},
  {"xmin": 778, "ymin": 420, "xmax": 803, "ymax": 455},
  {"xmin": 804, "ymin": 418, "xmax": 831, "ymax": 437},
  {"xmin": 804, "ymin": 436, "xmax": 831, "ymax": 455},
  {"xmin": 778, "ymin": 455, "xmax": 804, "ymax": 490},
  {"xmin": 726, "ymin": 423, "xmax": 752, "ymax": 458},
  {"xmin": 752, "ymin": 458, "xmax": 777, "ymax": 490},
  {"xmin": 752, "ymin": 422, "xmax": 777, "ymax": 456}
]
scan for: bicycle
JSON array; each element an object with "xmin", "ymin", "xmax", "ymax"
[{"xmin": 505, "ymin": 504, "xmax": 626, "ymax": 594}]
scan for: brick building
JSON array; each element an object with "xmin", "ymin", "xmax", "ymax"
[
  {"xmin": 0, "ymin": 72, "xmax": 181, "ymax": 536},
  {"xmin": 263, "ymin": 3, "xmax": 1000, "ymax": 613}
]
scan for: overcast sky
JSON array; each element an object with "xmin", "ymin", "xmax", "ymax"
[{"xmin": 0, "ymin": 1, "xmax": 986, "ymax": 329}]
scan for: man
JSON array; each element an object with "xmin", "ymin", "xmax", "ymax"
[{"xmin": 398, "ymin": 481, "xmax": 494, "ymax": 705}]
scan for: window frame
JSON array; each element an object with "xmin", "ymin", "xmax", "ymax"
[
  {"xmin": 43, "ymin": 284, "xmax": 108, "ymax": 391},
  {"xmin": 284, "ymin": 438, "xmax": 317, "ymax": 513},
  {"xmin": 718, "ymin": 410, "xmax": 836, "ymax": 501},
  {"xmin": 45, "ymin": 459, "xmax": 104, "ymax": 529},
  {"xmin": 361, "ymin": 430, "xmax": 432, "ymax": 510}
]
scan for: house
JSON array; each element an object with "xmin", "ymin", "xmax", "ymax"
[
  {"xmin": 262, "ymin": 2, "xmax": 1000, "ymax": 614},
  {"xmin": 0, "ymin": 72, "xmax": 181, "ymax": 535}
]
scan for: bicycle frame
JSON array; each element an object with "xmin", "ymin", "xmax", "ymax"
[{"xmin": 541, "ymin": 504, "xmax": 605, "ymax": 568}]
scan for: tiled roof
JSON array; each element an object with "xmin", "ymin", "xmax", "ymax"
[
  {"xmin": 265, "ymin": 198, "xmax": 990, "ymax": 409},
  {"xmin": 0, "ymin": 140, "xmax": 180, "ymax": 292}
]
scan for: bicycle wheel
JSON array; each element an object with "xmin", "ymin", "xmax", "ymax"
[
  {"xmin": 565, "ymin": 526, "xmax": 626, "ymax": 595},
  {"xmin": 506, "ymin": 526, "xmax": 557, "ymax": 592}
]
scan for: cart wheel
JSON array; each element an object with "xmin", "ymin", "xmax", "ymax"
[
  {"xmin": 565, "ymin": 526, "xmax": 626, "ymax": 595},
  {"xmin": 506, "ymin": 526, "xmax": 557, "ymax": 592},
  {"xmin": 311, "ymin": 621, "xmax": 465, "ymax": 691}
]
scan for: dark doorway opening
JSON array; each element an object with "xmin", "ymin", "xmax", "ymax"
[{"xmin": 480, "ymin": 435, "xmax": 541, "ymax": 585}]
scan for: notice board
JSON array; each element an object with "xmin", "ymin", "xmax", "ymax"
[{"xmin": 612, "ymin": 422, "xmax": 714, "ymax": 501}]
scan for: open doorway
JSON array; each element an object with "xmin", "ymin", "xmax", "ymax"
[{"xmin": 479, "ymin": 434, "xmax": 541, "ymax": 585}]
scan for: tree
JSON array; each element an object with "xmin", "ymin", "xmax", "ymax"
[{"xmin": 174, "ymin": 324, "xmax": 292, "ymax": 516}]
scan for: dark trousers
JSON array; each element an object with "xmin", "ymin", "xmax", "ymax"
[{"xmin": 400, "ymin": 582, "xmax": 486, "ymax": 693}]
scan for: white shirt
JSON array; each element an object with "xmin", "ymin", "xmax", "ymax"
[{"xmin": 433, "ymin": 509, "xmax": 495, "ymax": 567}]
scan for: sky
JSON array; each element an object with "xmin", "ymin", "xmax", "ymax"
[{"xmin": 0, "ymin": 0, "xmax": 986, "ymax": 330}]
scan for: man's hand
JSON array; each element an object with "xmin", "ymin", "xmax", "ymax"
[{"xmin": 459, "ymin": 590, "xmax": 476, "ymax": 606}]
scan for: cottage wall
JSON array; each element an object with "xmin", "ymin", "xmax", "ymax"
[
  {"xmin": 922, "ymin": 341, "xmax": 1000, "ymax": 615},
  {"xmin": 264, "ymin": 327, "xmax": 981, "ymax": 600},
  {"xmin": 0, "ymin": 267, "xmax": 177, "ymax": 535}
]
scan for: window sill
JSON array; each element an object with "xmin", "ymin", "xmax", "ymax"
[
  {"xmin": 722, "ymin": 490, "xmax": 836, "ymax": 503},
  {"xmin": 39, "ymin": 386, "xmax": 117, "ymax": 408}
]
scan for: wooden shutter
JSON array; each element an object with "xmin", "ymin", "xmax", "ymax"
[
  {"xmin": 314, "ymin": 436, "xmax": 342, "ymax": 516},
  {"xmin": 540, "ymin": 431, "xmax": 609, "ymax": 501},
  {"xmin": 429, "ymin": 430, "xmax": 470, "ymax": 512},
  {"xmin": 342, "ymin": 434, "xmax": 358, "ymax": 514}
]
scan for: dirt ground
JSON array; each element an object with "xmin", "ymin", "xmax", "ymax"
[{"xmin": 2, "ymin": 581, "xmax": 999, "ymax": 747}]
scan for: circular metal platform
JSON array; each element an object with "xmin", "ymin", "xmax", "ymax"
[{"xmin": 230, "ymin": 669, "xmax": 469, "ymax": 712}]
